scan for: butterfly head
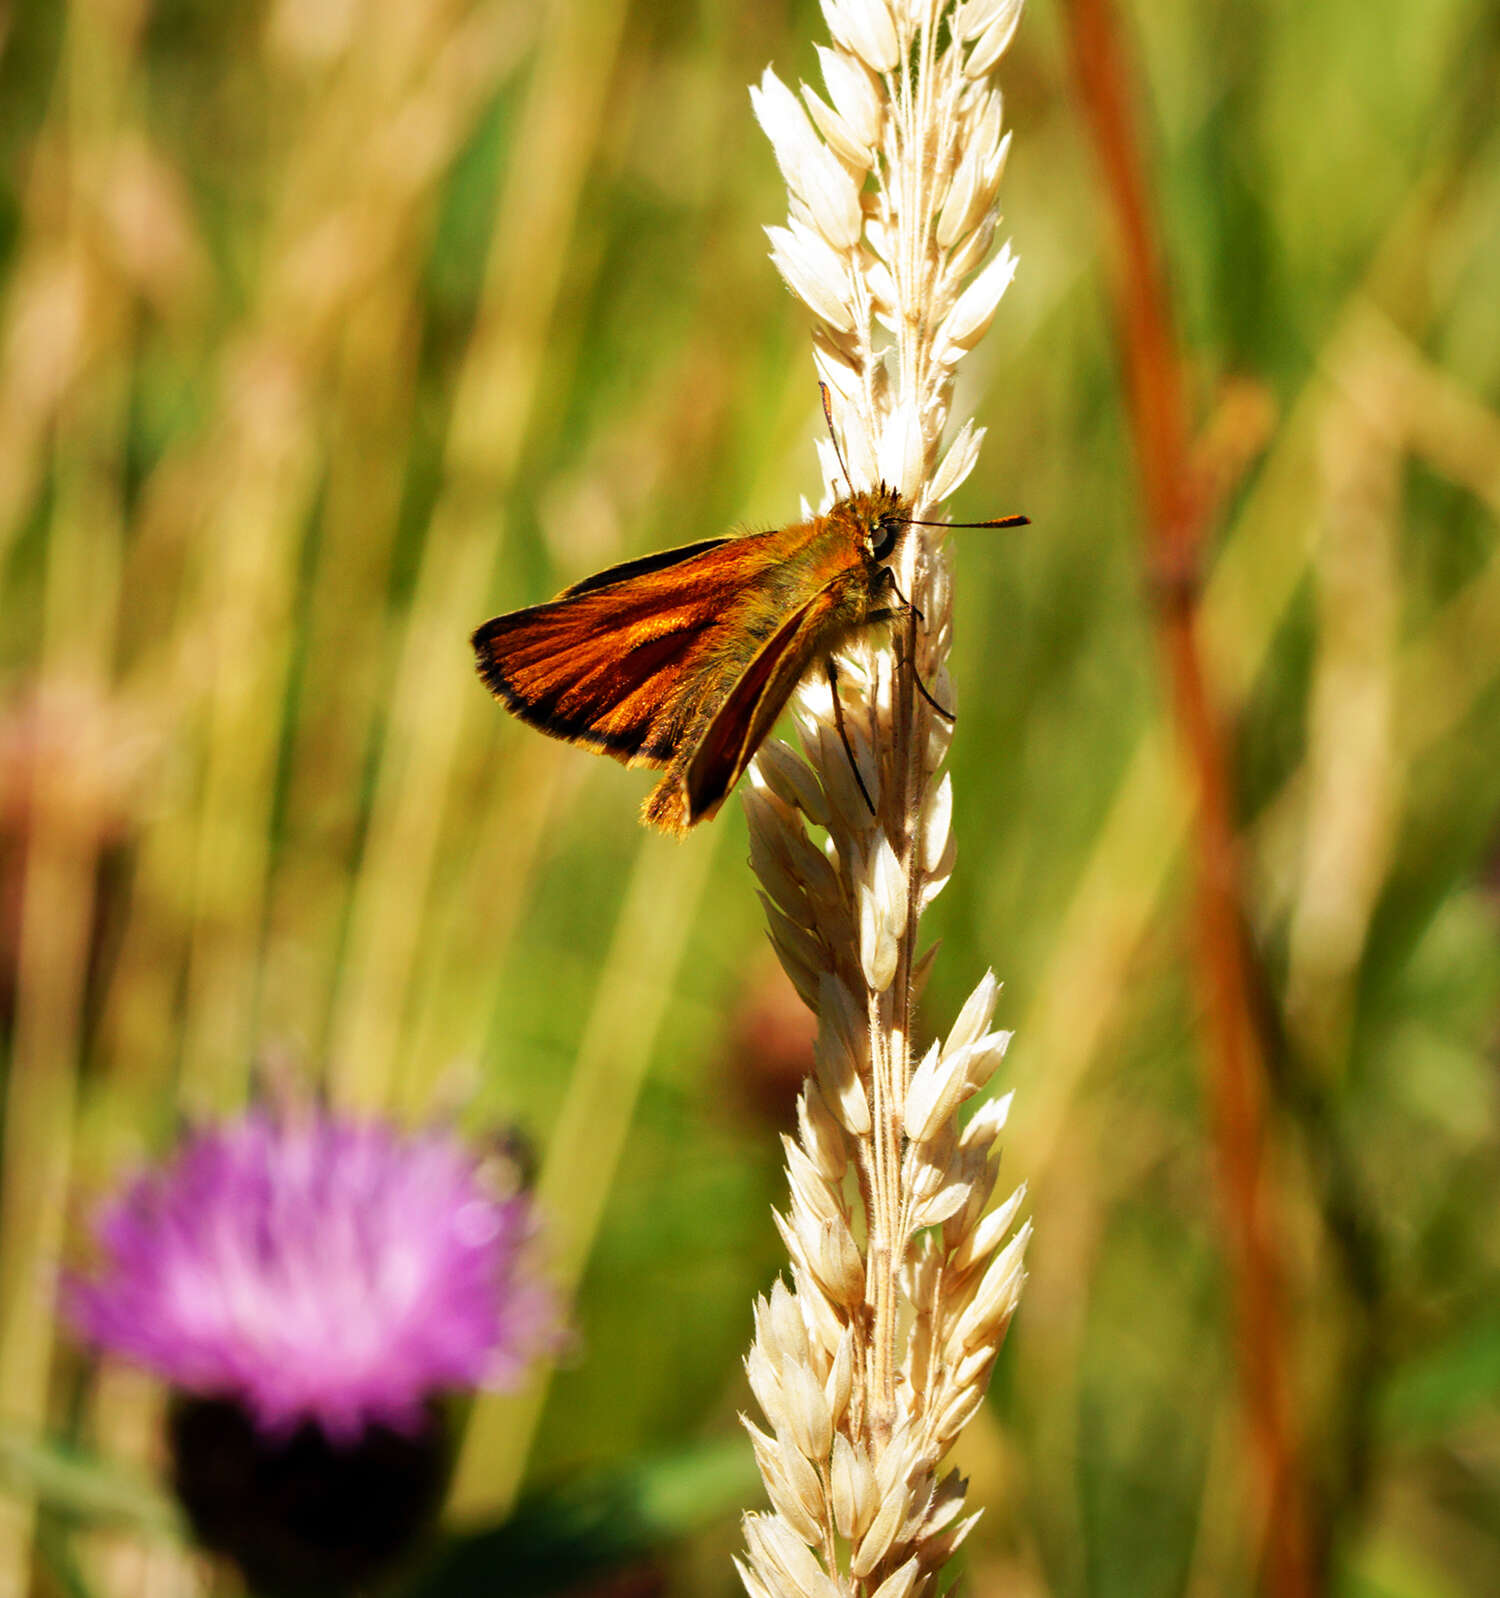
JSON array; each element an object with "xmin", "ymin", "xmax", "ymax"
[{"xmin": 839, "ymin": 484, "xmax": 910, "ymax": 564}]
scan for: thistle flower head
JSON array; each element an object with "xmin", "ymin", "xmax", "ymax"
[{"xmin": 66, "ymin": 1109, "xmax": 557, "ymax": 1441}]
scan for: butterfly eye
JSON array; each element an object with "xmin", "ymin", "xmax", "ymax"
[{"xmin": 868, "ymin": 516, "xmax": 900, "ymax": 562}]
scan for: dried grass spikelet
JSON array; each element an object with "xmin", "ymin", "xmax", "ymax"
[{"xmin": 737, "ymin": 2, "xmax": 1029, "ymax": 1594}]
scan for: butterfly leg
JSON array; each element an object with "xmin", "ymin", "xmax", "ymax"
[
  {"xmin": 912, "ymin": 668, "xmax": 955, "ymax": 723},
  {"xmin": 880, "ymin": 567, "xmax": 926, "ymax": 626},
  {"xmin": 864, "ymin": 606, "xmax": 956, "ymax": 722},
  {"xmin": 825, "ymin": 656, "xmax": 877, "ymax": 817}
]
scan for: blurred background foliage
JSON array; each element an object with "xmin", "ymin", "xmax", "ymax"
[{"xmin": 0, "ymin": 0, "xmax": 1498, "ymax": 1594}]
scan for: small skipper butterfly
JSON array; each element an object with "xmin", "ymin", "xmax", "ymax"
[{"xmin": 472, "ymin": 397, "xmax": 1025, "ymax": 835}]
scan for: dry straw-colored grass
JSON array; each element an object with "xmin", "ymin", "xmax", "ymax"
[{"xmin": 735, "ymin": 2, "xmax": 1029, "ymax": 1593}]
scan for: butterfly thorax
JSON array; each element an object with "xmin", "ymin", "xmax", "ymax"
[{"xmin": 727, "ymin": 485, "xmax": 906, "ymax": 651}]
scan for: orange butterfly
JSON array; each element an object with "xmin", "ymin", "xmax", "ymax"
[{"xmin": 473, "ymin": 410, "xmax": 1025, "ymax": 835}]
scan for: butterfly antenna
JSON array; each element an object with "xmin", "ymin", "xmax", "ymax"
[
  {"xmin": 819, "ymin": 382, "xmax": 855, "ymax": 501},
  {"xmin": 902, "ymin": 513, "xmax": 1031, "ymax": 529}
]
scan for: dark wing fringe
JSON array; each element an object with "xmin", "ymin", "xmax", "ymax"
[{"xmin": 560, "ymin": 537, "xmax": 733, "ymax": 598}]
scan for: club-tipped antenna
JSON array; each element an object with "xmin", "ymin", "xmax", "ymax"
[
  {"xmin": 901, "ymin": 513, "xmax": 1030, "ymax": 529},
  {"xmin": 818, "ymin": 382, "xmax": 855, "ymax": 500}
]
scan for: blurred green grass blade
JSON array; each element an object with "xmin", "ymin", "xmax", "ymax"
[
  {"xmin": 1381, "ymin": 1311, "xmax": 1500, "ymax": 1445},
  {"xmin": 32, "ymin": 1518, "xmax": 104, "ymax": 1598},
  {"xmin": 449, "ymin": 828, "xmax": 722, "ymax": 1517},
  {"xmin": 0, "ymin": 1427, "xmax": 184, "ymax": 1540},
  {"xmin": 405, "ymin": 1437, "xmax": 756, "ymax": 1598},
  {"xmin": 1341, "ymin": 1534, "xmax": 1483, "ymax": 1598}
]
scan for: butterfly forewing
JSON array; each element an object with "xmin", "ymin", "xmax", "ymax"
[
  {"xmin": 472, "ymin": 530, "xmax": 804, "ymax": 768},
  {"xmin": 559, "ymin": 537, "xmax": 731, "ymax": 599}
]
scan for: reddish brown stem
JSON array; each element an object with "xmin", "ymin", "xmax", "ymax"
[{"xmin": 1061, "ymin": 1, "xmax": 1313, "ymax": 1593}]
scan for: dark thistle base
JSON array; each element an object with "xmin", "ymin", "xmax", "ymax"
[{"xmin": 167, "ymin": 1394, "xmax": 453, "ymax": 1598}]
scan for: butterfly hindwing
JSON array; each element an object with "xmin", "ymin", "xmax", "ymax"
[{"xmin": 682, "ymin": 585, "xmax": 844, "ymax": 822}]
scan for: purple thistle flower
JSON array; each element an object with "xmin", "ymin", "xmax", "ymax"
[{"xmin": 66, "ymin": 1110, "xmax": 557, "ymax": 1442}]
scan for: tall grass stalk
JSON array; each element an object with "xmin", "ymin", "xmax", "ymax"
[
  {"xmin": 0, "ymin": 3, "xmax": 135, "ymax": 1586},
  {"xmin": 448, "ymin": 833, "xmax": 720, "ymax": 1517},
  {"xmin": 327, "ymin": 0, "xmax": 631, "ymax": 1110},
  {"xmin": 734, "ymin": 3, "xmax": 1029, "ymax": 1593},
  {"xmin": 177, "ymin": 1, "xmax": 531, "ymax": 1113},
  {"xmin": 256, "ymin": 0, "xmax": 540, "ymax": 1067},
  {"xmin": 0, "ymin": 439, "xmax": 124, "ymax": 1598},
  {"xmin": 1063, "ymin": 0, "xmax": 1313, "ymax": 1581},
  {"xmin": 1013, "ymin": 163, "xmax": 1490, "ymax": 1181}
]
